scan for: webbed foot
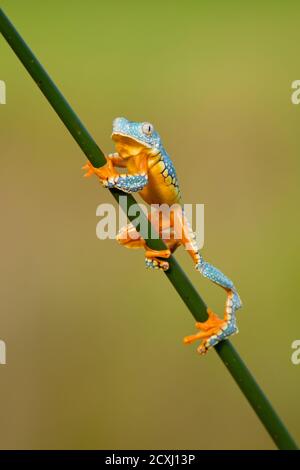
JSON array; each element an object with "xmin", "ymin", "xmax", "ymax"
[
  {"xmin": 82, "ymin": 160, "xmax": 118, "ymax": 186},
  {"xmin": 145, "ymin": 256, "xmax": 170, "ymax": 272},
  {"xmin": 184, "ymin": 293, "xmax": 239, "ymax": 355},
  {"xmin": 145, "ymin": 248, "xmax": 171, "ymax": 271}
]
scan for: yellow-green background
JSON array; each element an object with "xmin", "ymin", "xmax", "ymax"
[{"xmin": 0, "ymin": 0, "xmax": 299, "ymax": 450}]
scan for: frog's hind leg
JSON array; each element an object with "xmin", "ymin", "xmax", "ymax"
[
  {"xmin": 184, "ymin": 294, "xmax": 239, "ymax": 355},
  {"xmin": 116, "ymin": 222, "xmax": 146, "ymax": 250},
  {"xmin": 116, "ymin": 223, "xmax": 171, "ymax": 271},
  {"xmin": 174, "ymin": 211, "xmax": 242, "ymax": 354},
  {"xmin": 144, "ymin": 245, "xmax": 171, "ymax": 271}
]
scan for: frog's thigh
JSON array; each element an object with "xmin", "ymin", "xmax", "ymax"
[{"xmin": 116, "ymin": 223, "xmax": 145, "ymax": 249}]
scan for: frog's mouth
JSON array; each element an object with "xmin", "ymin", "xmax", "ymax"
[
  {"xmin": 111, "ymin": 132, "xmax": 152, "ymax": 158},
  {"xmin": 111, "ymin": 132, "xmax": 152, "ymax": 149}
]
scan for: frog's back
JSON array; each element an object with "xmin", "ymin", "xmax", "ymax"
[{"xmin": 139, "ymin": 149, "xmax": 182, "ymax": 206}]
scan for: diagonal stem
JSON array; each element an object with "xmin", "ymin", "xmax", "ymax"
[{"xmin": 0, "ymin": 8, "xmax": 298, "ymax": 450}]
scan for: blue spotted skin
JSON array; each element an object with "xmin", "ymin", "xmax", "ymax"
[
  {"xmin": 197, "ymin": 258, "xmax": 234, "ymax": 290},
  {"xmin": 198, "ymin": 258, "xmax": 242, "ymax": 311},
  {"xmin": 112, "ymin": 117, "xmax": 162, "ymax": 150},
  {"xmin": 107, "ymin": 173, "xmax": 148, "ymax": 193},
  {"xmin": 106, "ymin": 118, "xmax": 242, "ymax": 353}
]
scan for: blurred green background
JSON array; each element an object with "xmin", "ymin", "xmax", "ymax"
[{"xmin": 0, "ymin": 0, "xmax": 299, "ymax": 450}]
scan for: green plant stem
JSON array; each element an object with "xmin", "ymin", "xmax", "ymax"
[{"xmin": 0, "ymin": 8, "xmax": 298, "ymax": 450}]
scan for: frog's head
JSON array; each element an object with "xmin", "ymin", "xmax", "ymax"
[{"xmin": 112, "ymin": 117, "xmax": 162, "ymax": 158}]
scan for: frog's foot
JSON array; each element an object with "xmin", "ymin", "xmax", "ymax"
[
  {"xmin": 82, "ymin": 160, "xmax": 117, "ymax": 184},
  {"xmin": 82, "ymin": 162, "xmax": 95, "ymax": 178},
  {"xmin": 145, "ymin": 257, "xmax": 169, "ymax": 271},
  {"xmin": 145, "ymin": 249, "xmax": 171, "ymax": 271},
  {"xmin": 183, "ymin": 302, "xmax": 238, "ymax": 355}
]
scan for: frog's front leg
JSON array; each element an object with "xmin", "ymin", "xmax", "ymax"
[
  {"xmin": 82, "ymin": 154, "xmax": 149, "ymax": 193},
  {"xmin": 82, "ymin": 158, "xmax": 119, "ymax": 186}
]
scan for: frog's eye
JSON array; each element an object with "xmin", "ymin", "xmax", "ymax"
[{"xmin": 142, "ymin": 122, "xmax": 154, "ymax": 136}]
